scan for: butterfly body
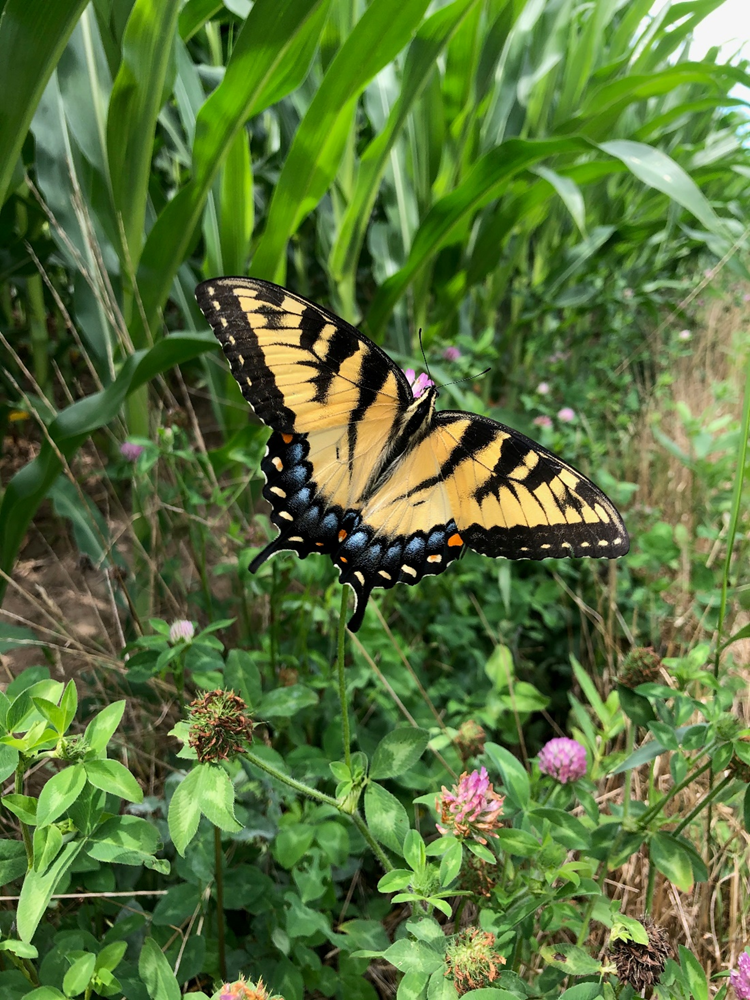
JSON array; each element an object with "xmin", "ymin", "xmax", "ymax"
[{"xmin": 196, "ymin": 277, "xmax": 629, "ymax": 631}]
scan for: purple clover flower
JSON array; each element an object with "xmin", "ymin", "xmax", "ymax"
[
  {"xmin": 533, "ymin": 415, "xmax": 552, "ymax": 429},
  {"xmin": 403, "ymin": 368, "xmax": 435, "ymax": 399},
  {"xmin": 731, "ymin": 951, "xmax": 750, "ymax": 1000},
  {"xmin": 538, "ymin": 738, "xmax": 587, "ymax": 784},
  {"xmin": 557, "ymin": 407, "xmax": 575, "ymax": 423},
  {"xmin": 677, "ymin": 329, "xmax": 691, "ymax": 341},
  {"xmin": 169, "ymin": 619, "xmax": 195, "ymax": 644},
  {"xmin": 120, "ymin": 442, "xmax": 144, "ymax": 461},
  {"xmin": 537, "ymin": 382, "xmax": 550, "ymax": 395},
  {"xmin": 436, "ymin": 766, "xmax": 504, "ymax": 844},
  {"xmin": 442, "ymin": 346, "xmax": 461, "ymax": 362}
]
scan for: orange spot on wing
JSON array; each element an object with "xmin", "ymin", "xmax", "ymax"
[
  {"xmin": 316, "ymin": 541, "xmax": 324, "ymax": 547},
  {"xmin": 340, "ymin": 556, "xmax": 348, "ymax": 563},
  {"xmin": 448, "ymin": 533, "xmax": 464, "ymax": 547},
  {"xmin": 281, "ymin": 433, "xmax": 293, "ymax": 444},
  {"xmin": 338, "ymin": 530, "xmax": 347, "ymax": 542}
]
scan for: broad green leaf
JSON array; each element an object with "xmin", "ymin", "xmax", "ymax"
[
  {"xmin": 224, "ymin": 649, "xmax": 262, "ymax": 709},
  {"xmin": 83, "ymin": 700, "xmax": 126, "ymax": 756},
  {"xmin": 139, "ymin": 938, "xmax": 180, "ymax": 1000},
  {"xmin": 0, "ymin": 745, "xmax": 19, "ymax": 784},
  {"xmin": 484, "ymin": 742, "xmax": 530, "ymax": 809},
  {"xmin": 439, "ymin": 840, "xmax": 463, "ymax": 887},
  {"xmin": 0, "ymin": 0, "xmax": 89, "ymax": 205},
  {"xmin": 17, "ymin": 840, "xmax": 83, "ymax": 942},
  {"xmin": 84, "ymin": 759, "xmax": 143, "ymax": 803},
  {"xmin": 0, "ymin": 839, "xmax": 28, "ymax": 883},
  {"xmin": 59, "ymin": 681, "xmax": 78, "ymax": 733},
  {"xmin": 252, "ymin": 0, "xmax": 432, "ymax": 283},
  {"xmin": 599, "ymin": 139, "xmax": 727, "ymax": 236},
  {"xmin": 260, "ymin": 684, "xmax": 318, "ymax": 718},
  {"xmin": 2, "ymin": 794, "xmax": 38, "ymax": 825},
  {"xmin": 0, "ymin": 939, "xmax": 37, "ymax": 957},
  {"xmin": 179, "ymin": 0, "xmax": 224, "ymax": 41},
  {"xmin": 617, "ymin": 686, "xmax": 655, "ymax": 727},
  {"xmin": 87, "ymin": 815, "xmax": 164, "ymax": 870},
  {"xmin": 63, "ymin": 953, "xmax": 96, "ymax": 997},
  {"xmin": 428, "ymin": 973, "xmax": 459, "ymax": 999},
  {"xmin": 169, "ymin": 763, "xmax": 241, "ymax": 855},
  {"xmin": 32, "ymin": 825, "xmax": 63, "ymax": 873},
  {"xmin": 403, "ymin": 829, "xmax": 427, "ymax": 873},
  {"xmin": 494, "ymin": 828, "xmax": 540, "ymax": 857},
  {"xmin": 218, "ymin": 126, "xmax": 253, "ymax": 275},
  {"xmin": 95, "ymin": 940, "xmax": 127, "ymax": 973},
  {"xmin": 36, "ymin": 764, "xmax": 86, "ymax": 828},
  {"xmin": 370, "ymin": 728, "xmax": 430, "ymax": 780},
  {"xmin": 649, "ymin": 832, "xmax": 694, "ymax": 893},
  {"xmin": 364, "ymin": 782, "xmax": 409, "ymax": 856},
  {"xmin": 167, "ymin": 769, "xmax": 202, "ymax": 855},
  {"xmin": 678, "ymin": 944, "xmax": 708, "ymax": 1000},
  {"xmin": 539, "ymin": 943, "xmax": 602, "ymax": 975},
  {"xmin": 383, "ymin": 939, "xmax": 443, "ymax": 975},
  {"xmin": 612, "ymin": 739, "xmax": 668, "ymax": 774},
  {"xmin": 133, "ymin": 0, "xmax": 330, "ymax": 342},
  {"xmin": 558, "ymin": 985, "xmax": 606, "ymax": 1000},
  {"xmin": 274, "ymin": 824, "xmax": 316, "ymax": 869},
  {"xmin": 106, "ymin": 0, "xmax": 181, "ymax": 276},
  {"xmin": 397, "ymin": 971, "xmax": 430, "ymax": 999}
]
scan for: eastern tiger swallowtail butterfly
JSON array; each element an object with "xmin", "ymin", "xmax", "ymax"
[{"xmin": 196, "ymin": 277, "xmax": 629, "ymax": 631}]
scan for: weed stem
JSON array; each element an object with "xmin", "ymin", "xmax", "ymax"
[{"xmin": 337, "ymin": 586, "xmax": 351, "ymax": 768}]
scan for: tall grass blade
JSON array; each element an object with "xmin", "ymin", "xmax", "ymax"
[
  {"xmin": 106, "ymin": 0, "xmax": 181, "ymax": 291},
  {"xmin": 251, "ymin": 0, "xmax": 432, "ymax": 284},
  {"xmin": 132, "ymin": 0, "xmax": 330, "ymax": 342},
  {"xmin": 0, "ymin": 0, "xmax": 89, "ymax": 205},
  {"xmin": 329, "ymin": 0, "xmax": 480, "ymax": 293}
]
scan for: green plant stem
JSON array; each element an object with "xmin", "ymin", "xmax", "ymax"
[
  {"xmin": 645, "ymin": 851, "xmax": 657, "ymax": 911},
  {"xmin": 4, "ymin": 949, "xmax": 39, "ymax": 986},
  {"xmin": 213, "ymin": 824, "xmax": 227, "ymax": 981},
  {"xmin": 350, "ymin": 811, "xmax": 394, "ymax": 872},
  {"xmin": 714, "ymin": 340, "xmax": 750, "ymax": 670},
  {"xmin": 15, "ymin": 762, "xmax": 33, "ymax": 868},
  {"xmin": 244, "ymin": 748, "xmax": 339, "ymax": 806},
  {"xmin": 242, "ymin": 748, "xmax": 392, "ymax": 871},
  {"xmin": 673, "ymin": 774, "xmax": 733, "ymax": 837},
  {"xmin": 637, "ymin": 757, "xmax": 712, "ymax": 829},
  {"xmin": 337, "ymin": 585, "xmax": 351, "ymax": 768},
  {"xmin": 25, "ymin": 273, "xmax": 49, "ymax": 396},
  {"xmin": 621, "ymin": 722, "xmax": 635, "ymax": 822}
]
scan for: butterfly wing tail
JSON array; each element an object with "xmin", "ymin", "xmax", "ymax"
[{"xmin": 248, "ymin": 535, "xmax": 287, "ymax": 574}]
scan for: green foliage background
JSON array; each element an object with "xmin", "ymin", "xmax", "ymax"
[{"xmin": 0, "ymin": 1, "xmax": 749, "ymax": 999}]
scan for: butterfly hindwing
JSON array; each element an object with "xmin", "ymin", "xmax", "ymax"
[{"xmin": 196, "ymin": 277, "xmax": 629, "ymax": 632}]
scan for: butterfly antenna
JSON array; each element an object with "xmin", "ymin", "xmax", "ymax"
[
  {"xmin": 418, "ymin": 329, "xmax": 433, "ymax": 382},
  {"xmin": 439, "ymin": 367, "xmax": 491, "ymax": 390}
]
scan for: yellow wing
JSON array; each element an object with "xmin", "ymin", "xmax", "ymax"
[{"xmin": 196, "ymin": 276, "xmax": 412, "ymax": 510}]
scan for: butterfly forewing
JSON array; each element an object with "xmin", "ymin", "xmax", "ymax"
[
  {"xmin": 431, "ymin": 413, "xmax": 629, "ymax": 559},
  {"xmin": 196, "ymin": 277, "xmax": 411, "ymax": 433}
]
